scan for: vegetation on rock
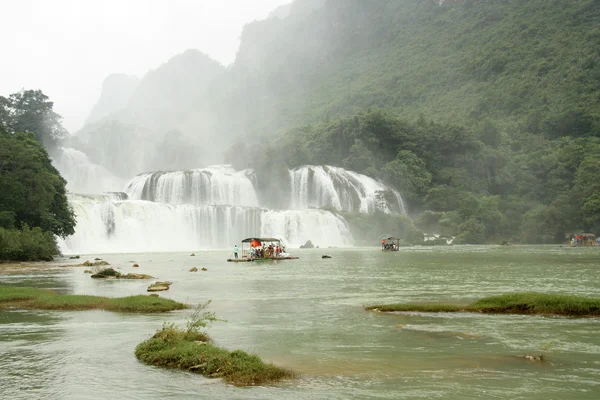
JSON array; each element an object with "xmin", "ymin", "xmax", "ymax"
[
  {"xmin": 0, "ymin": 286, "xmax": 187, "ymax": 312},
  {"xmin": 366, "ymin": 292, "xmax": 600, "ymax": 316},
  {"xmin": 135, "ymin": 302, "xmax": 294, "ymax": 386}
]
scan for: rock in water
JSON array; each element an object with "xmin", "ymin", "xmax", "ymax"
[
  {"xmin": 133, "ymin": 263, "xmax": 140, "ymax": 268},
  {"xmin": 201, "ymin": 267, "xmax": 207, "ymax": 271},
  {"xmin": 147, "ymin": 281, "xmax": 172, "ymax": 292},
  {"xmin": 190, "ymin": 253, "xmax": 196, "ymax": 256},
  {"xmin": 189, "ymin": 267, "xmax": 198, "ymax": 272},
  {"xmin": 322, "ymin": 255, "xmax": 332, "ymax": 259},
  {"xmin": 299, "ymin": 240, "xmax": 315, "ymax": 249}
]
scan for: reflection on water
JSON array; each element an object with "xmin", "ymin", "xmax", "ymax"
[{"xmin": 0, "ymin": 246, "xmax": 599, "ymax": 399}]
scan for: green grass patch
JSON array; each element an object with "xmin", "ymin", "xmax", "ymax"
[
  {"xmin": 0, "ymin": 286, "xmax": 187, "ymax": 312},
  {"xmin": 135, "ymin": 323, "xmax": 295, "ymax": 386},
  {"xmin": 366, "ymin": 292, "xmax": 600, "ymax": 316}
]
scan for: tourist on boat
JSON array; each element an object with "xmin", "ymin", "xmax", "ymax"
[
  {"xmin": 250, "ymin": 245, "xmax": 256, "ymax": 259},
  {"xmin": 234, "ymin": 244, "xmax": 238, "ymax": 259},
  {"xmin": 381, "ymin": 239, "xmax": 385, "ymax": 250},
  {"xmin": 276, "ymin": 245, "xmax": 280, "ymax": 256}
]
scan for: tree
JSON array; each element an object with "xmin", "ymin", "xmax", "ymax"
[
  {"xmin": 0, "ymin": 131, "xmax": 75, "ymax": 237},
  {"xmin": 381, "ymin": 150, "xmax": 431, "ymax": 205},
  {"xmin": 0, "ymin": 89, "xmax": 68, "ymax": 148}
]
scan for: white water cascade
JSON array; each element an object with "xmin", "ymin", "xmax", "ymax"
[
  {"xmin": 289, "ymin": 166, "xmax": 406, "ymax": 213},
  {"xmin": 57, "ymin": 163, "xmax": 405, "ymax": 254},
  {"xmin": 52, "ymin": 148, "xmax": 125, "ymax": 194}
]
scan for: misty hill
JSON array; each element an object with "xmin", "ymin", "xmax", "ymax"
[
  {"xmin": 73, "ymin": 49, "xmax": 226, "ymax": 177},
  {"xmin": 85, "ymin": 74, "xmax": 140, "ymax": 125}
]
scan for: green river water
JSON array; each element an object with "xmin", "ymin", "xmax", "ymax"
[{"xmin": 0, "ymin": 245, "xmax": 599, "ymax": 399}]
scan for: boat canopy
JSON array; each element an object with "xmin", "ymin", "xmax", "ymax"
[
  {"xmin": 385, "ymin": 237, "xmax": 400, "ymax": 241},
  {"xmin": 241, "ymin": 237, "xmax": 281, "ymax": 244}
]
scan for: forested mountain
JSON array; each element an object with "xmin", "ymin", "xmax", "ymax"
[{"xmin": 72, "ymin": 0, "xmax": 599, "ymax": 243}]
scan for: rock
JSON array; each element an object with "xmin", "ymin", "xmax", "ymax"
[
  {"xmin": 149, "ymin": 293, "xmax": 159, "ymax": 297},
  {"xmin": 84, "ymin": 269, "xmax": 93, "ymax": 274},
  {"xmin": 189, "ymin": 267, "xmax": 198, "ymax": 272},
  {"xmin": 147, "ymin": 281, "xmax": 172, "ymax": 292},
  {"xmin": 189, "ymin": 363, "xmax": 207, "ymax": 371},
  {"xmin": 190, "ymin": 253, "xmax": 196, "ymax": 256},
  {"xmin": 201, "ymin": 267, "xmax": 207, "ymax": 271},
  {"xmin": 395, "ymin": 324, "xmax": 405, "ymax": 329},
  {"xmin": 132, "ymin": 263, "xmax": 139, "ymax": 268},
  {"xmin": 82, "ymin": 260, "xmax": 93, "ymax": 267},
  {"xmin": 321, "ymin": 255, "xmax": 332, "ymax": 259},
  {"xmin": 94, "ymin": 260, "xmax": 110, "ymax": 266},
  {"xmin": 94, "ymin": 258, "xmax": 102, "ymax": 261},
  {"xmin": 147, "ymin": 285, "xmax": 169, "ymax": 292},
  {"xmin": 90, "ymin": 274, "xmax": 108, "ymax": 279},
  {"xmin": 519, "ymin": 355, "xmax": 544, "ymax": 362},
  {"xmin": 69, "ymin": 255, "xmax": 80, "ymax": 259},
  {"xmin": 299, "ymin": 240, "xmax": 314, "ymax": 249},
  {"xmin": 121, "ymin": 273, "xmax": 155, "ymax": 279}
]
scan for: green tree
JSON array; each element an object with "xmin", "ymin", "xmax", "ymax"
[
  {"xmin": 0, "ymin": 90, "xmax": 68, "ymax": 148},
  {"xmin": 0, "ymin": 131, "xmax": 75, "ymax": 237}
]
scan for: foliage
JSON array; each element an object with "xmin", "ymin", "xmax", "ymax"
[
  {"xmin": 367, "ymin": 292, "xmax": 600, "ymax": 316},
  {"xmin": 0, "ymin": 226, "xmax": 58, "ymax": 261},
  {"xmin": 135, "ymin": 303, "xmax": 294, "ymax": 386},
  {"xmin": 0, "ymin": 89, "xmax": 68, "ymax": 149},
  {"xmin": 0, "ymin": 129, "xmax": 75, "ymax": 260}
]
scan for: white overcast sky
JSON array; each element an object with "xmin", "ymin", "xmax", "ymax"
[{"xmin": 0, "ymin": 0, "xmax": 290, "ymax": 132}]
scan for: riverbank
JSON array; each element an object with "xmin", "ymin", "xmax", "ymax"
[
  {"xmin": 135, "ymin": 323, "xmax": 295, "ymax": 386},
  {"xmin": 0, "ymin": 286, "xmax": 187, "ymax": 312},
  {"xmin": 366, "ymin": 292, "xmax": 600, "ymax": 316}
]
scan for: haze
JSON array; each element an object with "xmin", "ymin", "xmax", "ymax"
[{"xmin": 0, "ymin": 0, "xmax": 290, "ymax": 132}]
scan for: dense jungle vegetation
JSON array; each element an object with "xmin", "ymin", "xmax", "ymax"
[
  {"xmin": 0, "ymin": 90, "xmax": 75, "ymax": 260},
  {"xmin": 225, "ymin": 0, "xmax": 600, "ymax": 244}
]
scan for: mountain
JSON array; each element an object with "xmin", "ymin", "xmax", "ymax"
[
  {"xmin": 66, "ymin": 0, "xmax": 599, "ymax": 243},
  {"xmin": 72, "ymin": 49, "xmax": 226, "ymax": 177},
  {"xmin": 85, "ymin": 74, "xmax": 139, "ymax": 125}
]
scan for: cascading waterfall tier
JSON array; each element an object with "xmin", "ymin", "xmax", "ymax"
[
  {"xmin": 60, "ymin": 193, "xmax": 353, "ymax": 253},
  {"xmin": 58, "ymin": 163, "xmax": 406, "ymax": 254},
  {"xmin": 289, "ymin": 166, "xmax": 406, "ymax": 214},
  {"xmin": 52, "ymin": 147, "xmax": 125, "ymax": 194},
  {"xmin": 125, "ymin": 165, "xmax": 259, "ymax": 207}
]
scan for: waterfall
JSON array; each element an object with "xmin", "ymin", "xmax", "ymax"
[
  {"xmin": 61, "ymin": 162, "xmax": 406, "ymax": 254},
  {"xmin": 52, "ymin": 147, "xmax": 125, "ymax": 194},
  {"xmin": 289, "ymin": 166, "xmax": 406, "ymax": 213},
  {"xmin": 61, "ymin": 194, "xmax": 352, "ymax": 253},
  {"xmin": 125, "ymin": 165, "xmax": 259, "ymax": 207}
]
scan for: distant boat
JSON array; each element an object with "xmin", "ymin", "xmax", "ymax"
[
  {"xmin": 381, "ymin": 237, "xmax": 400, "ymax": 252},
  {"xmin": 227, "ymin": 237, "xmax": 299, "ymax": 262}
]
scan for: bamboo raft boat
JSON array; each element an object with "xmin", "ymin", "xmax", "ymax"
[{"xmin": 227, "ymin": 237, "xmax": 299, "ymax": 262}]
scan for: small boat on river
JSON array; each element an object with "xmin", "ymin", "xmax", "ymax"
[
  {"xmin": 381, "ymin": 236, "xmax": 400, "ymax": 251},
  {"xmin": 227, "ymin": 237, "xmax": 299, "ymax": 262}
]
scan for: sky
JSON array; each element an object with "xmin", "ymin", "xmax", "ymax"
[{"xmin": 0, "ymin": 0, "xmax": 291, "ymax": 132}]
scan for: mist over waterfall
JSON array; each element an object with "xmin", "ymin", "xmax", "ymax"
[
  {"xmin": 52, "ymin": 148, "xmax": 125, "ymax": 194},
  {"xmin": 56, "ymin": 159, "xmax": 406, "ymax": 254}
]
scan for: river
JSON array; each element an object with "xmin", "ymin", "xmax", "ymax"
[{"xmin": 1, "ymin": 245, "xmax": 599, "ymax": 399}]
